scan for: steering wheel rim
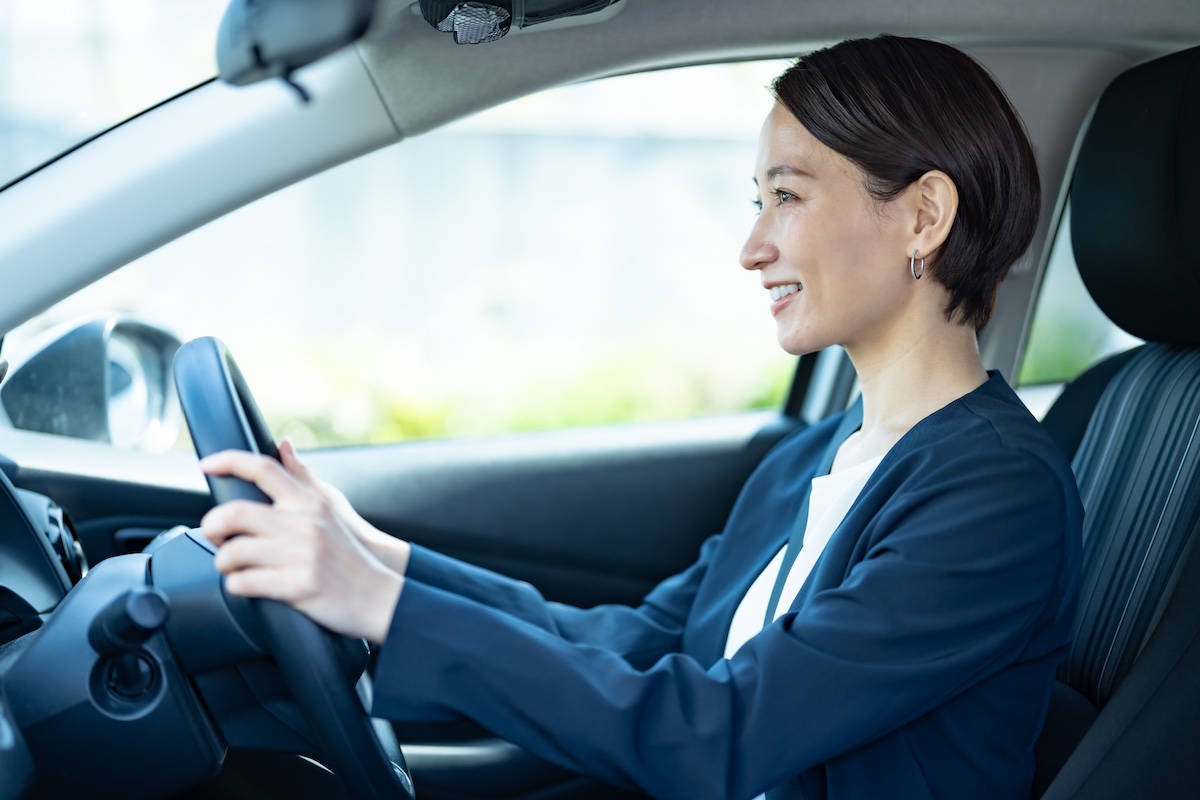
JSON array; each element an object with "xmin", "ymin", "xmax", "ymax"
[{"xmin": 173, "ymin": 336, "xmax": 415, "ymax": 800}]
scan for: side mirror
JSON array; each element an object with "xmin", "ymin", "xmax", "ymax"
[
  {"xmin": 0, "ymin": 318, "xmax": 183, "ymax": 452},
  {"xmin": 216, "ymin": 0, "xmax": 376, "ymax": 88}
]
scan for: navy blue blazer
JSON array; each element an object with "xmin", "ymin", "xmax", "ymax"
[{"xmin": 373, "ymin": 373, "xmax": 1083, "ymax": 799}]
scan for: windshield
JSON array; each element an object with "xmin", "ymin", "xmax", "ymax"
[{"xmin": 0, "ymin": 0, "xmax": 226, "ymax": 189}]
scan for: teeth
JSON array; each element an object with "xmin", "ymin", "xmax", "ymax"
[{"xmin": 769, "ymin": 283, "xmax": 801, "ymax": 301}]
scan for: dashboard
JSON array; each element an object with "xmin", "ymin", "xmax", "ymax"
[
  {"xmin": 0, "ymin": 467, "xmax": 83, "ymax": 799},
  {"xmin": 0, "ymin": 469, "xmax": 82, "ymax": 650},
  {"xmin": 0, "ymin": 451, "xmax": 350, "ymax": 799},
  {"xmin": 0, "ymin": 682, "xmax": 33, "ymax": 800}
]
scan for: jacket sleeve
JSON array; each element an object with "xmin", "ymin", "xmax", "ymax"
[
  {"xmin": 402, "ymin": 535, "xmax": 723, "ymax": 667},
  {"xmin": 372, "ymin": 450, "xmax": 1076, "ymax": 800}
]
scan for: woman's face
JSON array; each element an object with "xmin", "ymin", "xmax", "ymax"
[{"xmin": 741, "ymin": 103, "xmax": 916, "ymax": 356}]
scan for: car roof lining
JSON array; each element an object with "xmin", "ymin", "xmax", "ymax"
[{"xmin": 357, "ymin": 0, "xmax": 1199, "ymax": 139}]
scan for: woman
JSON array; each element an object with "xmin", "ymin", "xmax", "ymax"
[{"xmin": 200, "ymin": 35, "xmax": 1082, "ymax": 800}]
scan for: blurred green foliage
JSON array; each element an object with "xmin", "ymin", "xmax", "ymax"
[
  {"xmin": 1016, "ymin": 204, "xmax": 1139, "ymax": 388},
  {"xmin": 264, "ymin": 344, "xmax": 796, "ymax": 448},
  {"xmin": 1018, "ymin": 313, "xmax": 1111, "ymax": 386}
]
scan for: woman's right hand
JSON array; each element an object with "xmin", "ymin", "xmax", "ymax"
[{"xmin": 278, "ymin": 438, "xmax": 413, "ymax": 577}]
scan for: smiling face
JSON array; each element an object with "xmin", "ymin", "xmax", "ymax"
[{"xmin": 741, "ymin": 103, "xmax": 919, "ymax": 356}]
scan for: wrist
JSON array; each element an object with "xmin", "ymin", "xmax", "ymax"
[
  {"xmin": 364, "ymin": 528, "xmax": 412, "ymax": 577},
  {"xmin": 366, "ymin": 570, "xmax": 404, "ymax": 645}
]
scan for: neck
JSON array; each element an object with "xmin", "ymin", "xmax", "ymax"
[
  {"xmin": 849, "ymin": 318, "xmax": 986, "ymax": 435},
  {"xmin": 833, "ymin": 309, "xmax": 987, "ymax": 470}
]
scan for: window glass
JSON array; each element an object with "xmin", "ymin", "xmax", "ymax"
[
  {"xmin": 0, "ymin": 0, "xmax": 225, "ymax": 189},
  {"xmin": 1016, "ymin": 201, "xmax": 1140, "ymax": 417},
  {"xmin": 6, "ymin": 61, "xmax": 797, "ymax": 449}
]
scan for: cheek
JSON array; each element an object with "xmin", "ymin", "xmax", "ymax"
[
  {"xmin": 828, "ymin": 218, "xmax": 905, "ymax": 287},
  {"xmin": 809, "ymin": 242, "xmax": 909, "ymax": 322}
]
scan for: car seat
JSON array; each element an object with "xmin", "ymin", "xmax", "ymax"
[{"xmin": 1032, "ymin": 44, "xmax": 1200, "ymax": 799}]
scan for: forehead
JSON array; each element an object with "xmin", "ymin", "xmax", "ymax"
[{"xmin": 754, "ymin": 102, "xmax": 844, "ymax": 180}]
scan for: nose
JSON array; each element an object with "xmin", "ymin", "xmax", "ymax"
[{"xmin": 739, "ymin": 216, "xmax": 777, "ymax": 272}]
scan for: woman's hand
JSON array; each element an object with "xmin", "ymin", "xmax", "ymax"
[
  {"xmin": 200, "ymin": 449, "xmax": 403, "ymax": 644},
  {"xmin": 277, "ymin": 439, "xmax": 413, "ymax": 577}
]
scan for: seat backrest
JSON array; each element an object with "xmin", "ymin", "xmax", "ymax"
[
  {"xmin": 1065, "ymin": 346, "xmax": 1200, "ymax": 705},
  {"xmin": 1033, "ymin": 45, "xmax": 1200, "ymax": 799}
]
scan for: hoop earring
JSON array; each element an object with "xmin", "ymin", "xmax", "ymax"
[{"xmin": 910, "ymin": 250, "xmax": 925, "ymax": 280}]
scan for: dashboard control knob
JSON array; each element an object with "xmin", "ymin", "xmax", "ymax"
[
  {"xmin": 88, "ymin": 587, "xmax": 168, "ymax": 656},
  {"xmin": 88, "ymin": 588, "xmax": 169, "ymax": 700}
]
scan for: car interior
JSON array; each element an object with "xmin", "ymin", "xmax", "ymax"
[
  {"xmin": 1027, "ymin": 44, "xmax": 1200, "ymax": 799},
  {"xmin": 0, "ymin": 0, "xmax": 1198, "ymax": 798}
]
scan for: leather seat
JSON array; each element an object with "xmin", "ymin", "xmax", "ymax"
[{"xmin": 1032, "ymin": 45, "xmax": 1200, "ymax": 798}]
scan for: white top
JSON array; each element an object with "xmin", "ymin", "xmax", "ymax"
[{"xmin": 723, "ymin": 455, "xmax": 885, "ymax": 659}]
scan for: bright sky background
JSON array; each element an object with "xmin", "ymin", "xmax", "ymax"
[{"xmin": 0, "ymin": 0, "xmax": 225, "ymax": 186}]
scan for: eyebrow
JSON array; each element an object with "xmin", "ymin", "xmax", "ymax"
[{"xmin": 753, "ymin": 165, "xmax": 815, "ymax": 185}]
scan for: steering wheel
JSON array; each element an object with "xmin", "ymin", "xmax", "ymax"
[{"xmin": 173, "ymin": 336, "xmax": 416, "ymax": 800}]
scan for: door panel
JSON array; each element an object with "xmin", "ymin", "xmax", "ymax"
[
  {"xmin": 0, "ymin": 409, "xmax": 800, "ymax": 603},
  {"xmin": 311, "ymin": 411, "xmax": 802, "ymax": 608}
]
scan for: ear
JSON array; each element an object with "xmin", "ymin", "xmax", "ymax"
[{"xmin": 907, "ymin": 170, "xmax": 958, "ymax": 259}]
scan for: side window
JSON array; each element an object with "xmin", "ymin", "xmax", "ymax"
[
  {"xmin": 5, "ymin": 61, "xmax": 797, "ymax": 449},
  {"xmin": 1016, "ymin": 200, "xmax": 1141, "ymax": 418}
]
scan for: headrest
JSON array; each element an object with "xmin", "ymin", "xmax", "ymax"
[{"xmin": 1071, "ymin": 46, "xmax": 1200, "ymax": 344}]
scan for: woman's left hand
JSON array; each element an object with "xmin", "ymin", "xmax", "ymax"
[{"xmin": 199, "ymin": 450, "xmax": 404, "ymax": 644}]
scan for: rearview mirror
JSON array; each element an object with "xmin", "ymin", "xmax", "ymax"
[{"xmin": 216, "ymin": 0, "xmax": 376, "ymax": 88}]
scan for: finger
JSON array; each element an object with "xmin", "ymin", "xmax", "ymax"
[
  {"xmin": 212, "ymin": 532, "xmax": 287, "ymax": 575},
  {"xmin": 225, "ymin": 558, "xmax": 325, "ymax": 604},
  {"xmin": 200, "ymin": 450, "xmax": 312, "ymax": 506},
  {"xmin": 280, "ymin": 441, "xmax": 349, "ymax": 514},
  {"xmin": 201, "ymin": 499, "xmax": 309, "ymax": 546},
  {"xmin": 279, "ymin": 438, "xmax": 316, "ymax": 485},
  {"xmin": 224, "ymin": 566, "xmax": 302, "ymax": 602},
  {"xmin": 279, "ymin": 437, "xmax": 297, "ymax": 465}
]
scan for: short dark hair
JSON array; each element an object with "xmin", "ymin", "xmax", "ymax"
[{"xmin": 771, "ymin": 35, "xmax": 1041, "ymax": 330}]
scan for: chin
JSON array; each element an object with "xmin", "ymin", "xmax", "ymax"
[
  {"xmin": 776, "ymin": 336, "xmax": 825, "ymax": 358},
  {"xmin": 775, "ymin": 325, "xmax": 831, "ymax": 357}
]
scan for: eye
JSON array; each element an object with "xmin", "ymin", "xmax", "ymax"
[
  {"xmin": 771, "ymin": 188, "xmax": 797, "ymax": 205},
  {"xmin": 751, "ymin": 198, "xmax": 763, "ymax": 213}
]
